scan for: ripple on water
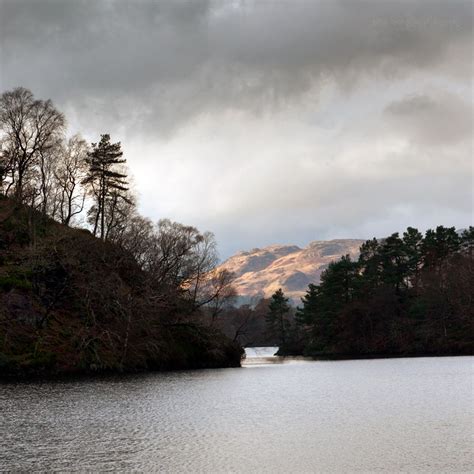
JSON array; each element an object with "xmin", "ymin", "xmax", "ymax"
[{"xmin": 0, "ymin": 356, "xmax": 473, "ymax": 472}]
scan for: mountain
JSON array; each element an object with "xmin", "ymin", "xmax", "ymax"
[{"xmin": 221, "ymin": 239, "xmax": 365, "ymax": 303}]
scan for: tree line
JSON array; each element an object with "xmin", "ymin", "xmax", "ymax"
[{"xmin": 263, "ymin": 226, "xmax": 473, "ymax": 357}]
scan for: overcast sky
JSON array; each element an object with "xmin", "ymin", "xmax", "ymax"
[{"xmin": 1, "ymin": 0, "xmax": 472, "ymax": 259}]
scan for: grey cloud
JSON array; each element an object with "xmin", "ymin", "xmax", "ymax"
[
  {"xmin": 1, "ymin": 0, "xmax": 472, "ymax": 134},
  {"xmin": 386, "ymin": 95, "xmax": 436, "ymax": 115},
  {"xmin": 384, "ymin": 92, "xmax": 473, "ymax": 146}
]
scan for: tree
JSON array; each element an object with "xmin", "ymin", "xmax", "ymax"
[
  {"xmin": 402, "ymin": 227, "xmax": 423, "ymax": 294},
  {"xmin": 103, "ymin": 186, "xmax": 136, "ymax": 241},
  {"xmin": 358, "ymin": 238, "xmax": 382, "ymax": 291},
  {"xmin": 0, "ymin": 145, "xmax": 14, "ymax": 196},
  {"xmin": 460, "ymin": 227, "xmax": 474, "ymax": 258},
  {"xmin": 293, "ymin": 225, "xmax": 473, "ymax": 357},
  {"xmin": 266, "ymin": 288, "xmax": 291, "ymax": 346},
  {"xmin": 310, "ymin": 256, "xmax": 360, "ymax": 352},
  {"xmin": 296, "ymin": 283, "xmax": 319, "ymax": 327},
  {"xmin": 422, "ymin": 226, "xmax": 460, "ymax": 270},
  {"xmin": 52, "ymin": 135, "xmax": 88, "ymax": 226},
  {"xmin": 227, "ymin": 304, "xmax": 255, "ymax": 343},
  {"xmin": 83, "ymin": 134, "xmax": 130, "ymax": 240},
  {"xmin": 0, "ymin": 87, "xmax": 65, "ymax": 203},
  {"xmin": 379, "ymin": 233, "xmax": 407, "ymax": 293},
  {"xmin": 320, "ymin": 255, "xmax": 359, "ymax": 306},
  {"xmin": 199, "ymin": 268, "xmax": 237, "ymax": 324},
  {"xmin": 142, "ymin": 219, "xmax": 211, "ymax": 289},
  {"xmin": 110, "ymin": 213, "xmax": 155, "ymax": 267},
  {"xmin": 185, "ymin": 230, "xmax": 218, "ymax": 306},
  {"xmin": 143, "ymin": 221, "xmax": 236, "ymax": 317}
]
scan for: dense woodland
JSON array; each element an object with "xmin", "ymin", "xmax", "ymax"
[
  {"xmin": 0, "ymin": 87, "xmax": 241, "ymax": 377},
  {"xmin": 261, "ymin": 226, "xmax": 473, "ymax": 357}
]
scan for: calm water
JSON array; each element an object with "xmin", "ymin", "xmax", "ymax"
[{"xmin": 1, "ymin": 355, "xmax": 472, "ymax": 472}]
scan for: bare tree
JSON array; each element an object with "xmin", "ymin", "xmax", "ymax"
[
  {"xmin": 229, "ymin": 304, "xmax": 255, "ymax": 342},
  {"xmin": 186, "ymin": 231, "xmax": 219, "ymax": 308},
  {"xmin": 112, "ymin": 213, "xmax": 155, "ymax": 266},
  {"xmin": 38, "ymin": 138, "xmax": 64, "ymax": 215},
  {"xmin": 0, "ymin": 87, "xmax": 65, "ymax": 203},
  {"xmin": 0, "ymin": 144, "xmax": 15, "ymax": 196},
  {"xmin": 143, "ymin": 223, "xmax": 236, "ymax": 317},
  {"xmin": 198, "ymin": 268, "xmax": 237, "ymax": 324},
  {"xmin": 143, "ymin": 219, "xmax": 205, "ymax": 288},
  {"xmin": 53, "ymin": 135, "xmax": 88, "ymax": 225}
]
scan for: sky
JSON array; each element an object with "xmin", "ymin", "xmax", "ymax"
[{"xmin": 0, "ymin": 0, "xmax": 472, "ymax": 259}]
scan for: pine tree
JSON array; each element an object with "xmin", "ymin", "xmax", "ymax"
[
  {"xmin": 379, "ymin": 233, "xmax": 407, "ymax": 293},
  {"xmin": 359, "ymin": 238, "xmax": 382, "ymax": 291},
  {"xmin": 422, "ymin": 226, "xmax": 461, "ymax": 269},
  {"xmin": 266, "ymin": 288, "xmax": 291, "ymax": 346},
  {"xmin": 296, "ymin": 283, "xmax": 319, "ymax": 327},
  {"xmin": 402, "ymin": 227, "xmax": 423, "ymax": 294},
  {"xmin": 83, "ymin": 134, "xmax": 130, "ymax": 240}
]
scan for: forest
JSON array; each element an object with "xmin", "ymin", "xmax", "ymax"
[
  {"xmin": 258, "ymin": 226, "xmax": 473, "ymax": 358},
  {"xmin": 0, "ymin": 87, "xmax": 241, "ymax": 377}
]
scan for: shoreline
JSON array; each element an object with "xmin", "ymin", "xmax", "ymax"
[
  {"xmin": 2, "ymin": 352, "xmax": 472, "ymax": 382},
  {"xmin": 278, "ymin": 351, "xmax": 473, "ymax": 361}
]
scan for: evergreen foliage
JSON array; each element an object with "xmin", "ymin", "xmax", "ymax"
[
  {"xmin": 266, "ymin": 288, "xmax": 291, "ymax": 345},
  {"xmin": 83, "ymin": 134, "xmax": 130, "ymax": 240},
  {"xmin": 294, "ymin": 226, "xmax": 473, "ymax": 357}
]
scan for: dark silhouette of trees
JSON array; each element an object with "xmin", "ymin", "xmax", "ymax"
[
  {"xmin": 215, "ymin": 297, "xmax": 284, "ymax": 347},
  {"xmin": 199, "ymin": 268, "xmax": 237, "ymax": 324},
  {"xmin": 295, "ymin": 226, "xmax": 473, "ymax": 357},
  {"xmin": 83, "ymin": 134, "xmax": 130, "ymax": 240},
  {"xmin": 295, "ymin": 256, "xmax": 359, "ymax": 352},
  {"xmin": 137, "ymin": 219, "xmax": 214, "ymax": 290},
  {"xmin": 296, "ymin": 283, "xmax": 318, "ymax": 326},
  {"xmin": 402, "ymin": 227, "xmax": 423, "ymax": 285},
  {"xmin": 52, "ymin": 135, "xmax": 88, "ymax": 226},
  {"xmin": 218, "ymin": 227, "xmax": 470, "ymax": 356},
  {"xmin": 266, "ymin": 288, "xmax": 291, "ymax": 346},
  {"xmin": 0, "ymin": 87, "xmax": 65, "ymax": 204},
  {"xmin": 106, "ymin": 213, "xmax": 237, "ymax": 322}
]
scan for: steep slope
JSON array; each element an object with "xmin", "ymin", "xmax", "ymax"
[{"xmin": 221, "ymin": 239, "xmax": 364, "ymax": 302}]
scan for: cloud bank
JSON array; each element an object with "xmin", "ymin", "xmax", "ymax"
[{"xmin": 1, "ymin": 0, "xmax": 472, "ymax": 257}]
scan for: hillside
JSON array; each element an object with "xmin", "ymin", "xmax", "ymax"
[
  {"xmin": 0, "ymin": 197, "xmax": 242, "ymax": 378},
  {"xmin": 221, "ymin": 239, "xmax": 364, "ymax": 302}
]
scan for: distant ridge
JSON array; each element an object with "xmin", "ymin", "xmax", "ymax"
[{"xmin": 220, "ymin": 239, "xmax": 365, "ymax": 302}]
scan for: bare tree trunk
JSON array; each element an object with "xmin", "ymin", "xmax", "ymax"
[
  {"xmin": 100, "ymin": 177, "xmax": 106, "ymax": 240},
  {"xmin": 40, "ymin": 153, "xmax": 48, "ymax": 215}
]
